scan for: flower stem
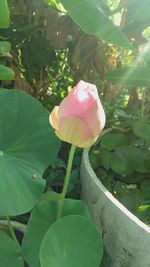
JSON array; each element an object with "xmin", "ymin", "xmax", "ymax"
[
  {"xmin": 57, "ymin": 144, "xmax": 76, "ymax": 220},
  {"xmin": 6, "ymin": 216, "xmax": 21, "ymax": 248},
  {"xmin": 0, "ymin": 220, "xmax": 26, "ymax": 233}
]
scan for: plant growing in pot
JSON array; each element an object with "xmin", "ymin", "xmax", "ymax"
[{"xmin": 81, "ymin": 108, "xmax": 150, "ymax": 267}]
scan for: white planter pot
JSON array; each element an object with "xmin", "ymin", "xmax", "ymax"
[{"xmin": 81, "ymin": 148, "xmax": 150, "ymax": 267}]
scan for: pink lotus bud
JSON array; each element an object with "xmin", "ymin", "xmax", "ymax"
[{"xmin": 49, "ymin": 80, "xmax": 105, "ymax": 148}]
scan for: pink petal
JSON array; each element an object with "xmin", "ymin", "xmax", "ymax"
[
  {"xmin": 58, "ymin": 81, "xmax": 98, "ymax": 120},
  {"xmin": 81, "ymin": 100, "xmax": 105, "ymax": 136}
]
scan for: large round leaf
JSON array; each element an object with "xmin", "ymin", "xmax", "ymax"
[
  {"xmin": 0, "ymin": 89, "xmax": 60, "ymax": 215},
  {"xmin": 100, "ymin": 132, "xmax": 128, "ymax": 151},
  {"xmin": 98, "ymin": 148, "xmax": 111, "ymax": 170},
  {"xmin": 132, "ymin": 120, "xmax": 150, "ymax": 140},
  {"xmin": 40, "ymin": 215, "xmax": 103, "ymax": 267},
  {"xmin": 0, "ymin": 230, "xmax": 24, "ymax": 267},
  {"xmin": 22, "ymin": 196, "xmax": 91, "ymax": 267},
  {"xmin": 136, "ymin": 150, "xmax": 150, "ymax": 173},
  {"xmin": 110, "ymin": 146, "xmax": 142, "ymax": 176}
]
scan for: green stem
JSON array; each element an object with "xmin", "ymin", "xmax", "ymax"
[
  {"xmin": 57, "ymin": 145, "xmax": 76, "ymax": 220},
  {"xmin": 0, "ymin": 220, "xmax": 26, "ymax": 233},
  {"xmin": 6, "ymin": 216, "xmax": 20, "ymax": 248}
]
